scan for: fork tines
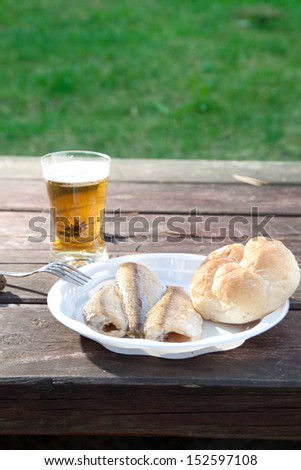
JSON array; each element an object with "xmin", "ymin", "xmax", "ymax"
[{"xmin": 48, "ymin": 262, "xmax": 91, "ymax": 286}]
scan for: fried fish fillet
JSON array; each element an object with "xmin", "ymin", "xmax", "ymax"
[
  {"xmin": 82, "ymin": 284, "xmax": 128, "ymax": 337},
  {"xmin": 144, "ymin": 286, "xmax": 203, "ymax": 342},
  {"xmin": 115, "ymin": 262, "xmax": 166, "ymax": 337}
]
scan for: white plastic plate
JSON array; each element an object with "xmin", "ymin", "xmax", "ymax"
[{"xmin": 47, "ymin": 253, "xmax": 289, "ymax": 359}]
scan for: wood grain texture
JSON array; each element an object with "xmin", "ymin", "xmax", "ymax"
[
  {"xmin": 0, "ymin": 305, "xmax": 300, "ymax": 437},
  {"xmin": 0, "ymin": 157, "xmax": 301, "ymax": 439},
  {"xmin": 0, "ymin": 304, "xmax": 300, "ymax": 385},
  {"xmin": 1, "ymin": 211, "xmax": 300, "ymax": 306},
  {"xmin": 1, "ymin": 179, "xmax": 301, "ymax": 215},
  {"xmin": 1, "ymin": 210, "xmax": 300, "ymax": 250},
  {"xmin": 0, "ymin": 383, "xmax": 300, "ymax": 438},
  {"xmin": 1, "ymin": 156, "xmax": 301, "ymax": 184}
]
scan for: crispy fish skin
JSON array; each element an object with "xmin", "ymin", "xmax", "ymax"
[
  {"xmin": 82, "ymin": 284, "xmax": 128, "ymax": 337},
  {"xmin": 115, "ymin": 262, "xmax": 166, "ymax": 338},
  {"xmin": 144, "ymin": 286, "xmax": 203, "ymax": 342}
]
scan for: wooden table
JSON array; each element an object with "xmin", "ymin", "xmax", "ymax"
[{"xmin": 0, "ymin": 156, "xmax": 301, "ymax": 440}]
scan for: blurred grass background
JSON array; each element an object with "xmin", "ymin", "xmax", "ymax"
[{"xmin": 1, "ymin": 0, "xmax": 301, "ymax": 160}]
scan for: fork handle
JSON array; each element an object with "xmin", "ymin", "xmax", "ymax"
[{"xmin": 0, "ymin": 271, "xmax": 34, "ymax": 277}]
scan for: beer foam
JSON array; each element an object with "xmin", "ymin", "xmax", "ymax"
[{"xmin": 42, "ymin": 160, "xmax": 110, "ymax": 184}]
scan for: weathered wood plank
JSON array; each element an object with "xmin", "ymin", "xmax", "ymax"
[
  {"xmin": 1, "ymin": 180, "xmax": 301, "ymax": 215},
  {"xmin": 1, "ymin": 156, "xmax": 301, "ymax": 184},
  {"xmin": 1, "ymin": 212, "xmax": 300, "ymax": 305},
  {"xmin": 2, "ymin": 236, "xmax": 301, "ymax": 262},
  {"xmin": 0, "ymin": 305, "xmax": 300, "ymax": 386},
  {"xmin": 2, "ymin": 211, "xmax": 301, "ymax": 262},
  {"xmin": 0, "ymin": 383, "xmax": 300, "ymax": 438},
  {"xmin": 1, "ymin": 158, "xmax": 301, "ymax": 440},
  {"xmin": 0, "ymin": 304, "xmax": 300, "ymax": 437},
  {"xmin": 1, "ymin": 211, "xmax": 301, "ymax": 248}
]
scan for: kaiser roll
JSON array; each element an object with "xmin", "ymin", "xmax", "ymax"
[{"xmin": 190, "ymin": 237, "xmax": 300, "ymax": 324}]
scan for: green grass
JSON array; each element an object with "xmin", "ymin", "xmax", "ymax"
[{"xmin": 1, "ymin": 0, "xmax": 301, "ymax": 160}]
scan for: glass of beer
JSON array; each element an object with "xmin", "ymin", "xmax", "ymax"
[{"xmin": 41, "ymin": 150, "xmax": 111, "ymax": 265}]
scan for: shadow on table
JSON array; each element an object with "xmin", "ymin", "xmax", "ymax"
[
  {"xmin": 0, "ymin": 290, "xmax": 23, "ymax": 303},
  {"xmin": 4, "ymin": 283, "xmax": 48, "ymax": 297},
  {"xmin": 0, "ymin": 283, "xmax": 48, "ymax": 305},
  {"xmin": 78, "ymin": 333, "xmax": 219, "ymax": 380}
]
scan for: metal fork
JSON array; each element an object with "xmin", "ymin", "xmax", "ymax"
[{"xmin": 0, "ymin": 262, "xmax": 91, "ymax": 286}]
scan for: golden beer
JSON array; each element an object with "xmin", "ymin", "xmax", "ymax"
[{"xmin": 41, "ymin": 151, "xmax": 111, "ymax": 264}]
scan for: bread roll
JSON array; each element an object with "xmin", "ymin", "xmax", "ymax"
[{"xmin": 190, "ymin": 237, "xmax": 300, "ymax": 324}]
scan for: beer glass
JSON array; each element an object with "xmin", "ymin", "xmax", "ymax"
[{"xmin": 41, "ymin": 150, "xmax": 111, "ymax": 265}]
